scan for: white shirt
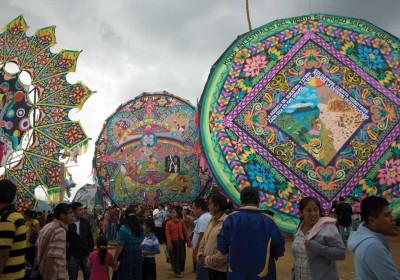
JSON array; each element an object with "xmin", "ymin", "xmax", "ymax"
[
  {"xmin": 73, "ymin": 219, "xmax": 81, "ymax": 235},
  {"xmin": 153, "ymin": 209, "xmax": 163, "ymax": 227},
  {"xmin": 192, "ymin": 212, "xmax": 211, "ymax": 249}
]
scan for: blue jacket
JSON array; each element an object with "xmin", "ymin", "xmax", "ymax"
[
  {"xmin": 217, "ymin": 206, "xmax": 285, "ymax": 280},
  {"xmin": 348, "ymin": 223, "xmax": 399, "ymax": 280}
]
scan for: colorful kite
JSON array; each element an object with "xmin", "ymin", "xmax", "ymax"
[
  {"xmin": 199, "ymin": 14, "xmax": 400, "ymax": 233},
  {"xmin": 94, "ymin": 91, "xmax": 201, "ymax": 207},
  {"xmin": 0, "ymin": 16, "xmax": 93, "ymax": 210}
]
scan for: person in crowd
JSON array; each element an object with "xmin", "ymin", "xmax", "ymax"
[
  {"xmin": 192, "ymin": 198, "xmax": 211, "ymax": 280},
  {"xmin": 83, "ymin": 207, "xmax": 90, "ymax": 221},
  {"xmin": 87, "ymin": 236, "xmax": 114, "ymax": 280},
  {"xmin": 153, "ymin": 204, "xmax": 165, "ymax": 244},
  {"xmin": 141, "ymin": 218, "xmax": 160, "ymax": 280},
  {"xmin": 67, "ymin": 202, "xmax": 95, "ymax": 280},
  {"xmin": 198, "ymin": 194, "xmax": 231, "ymax": 280},
  {"xmin": 36, "ymin": 203, "xmax": 73, "ymax": 280},
  {"xmin": 217, "ymin": 187, "xmax": 285, "ymax": 280},
  {"xmin": 292, "ymin": 196, "xmax": 346, "ymax": 280},
  {"xmin": 166, "ymin": 207, "xmax": 192, "ymax": 278},
  {"xmin": 113, "ymin": 207, "xmax": 145, "ymax": 279},
  {"xmin": 37, "ymin": 211, "xmax": 45, "ymax": 228},
  {"xmin": 143, "ymin": 208, "xmax": 152, "ymax": 220},
  {"xmin": 0, "ymin": 179, "xmax": 26, "ymax": 279},
  {"xmin": 118, "ymin": 208, "xmax": 125, "ymax": 233},
  {"xmin": 348, "ymin": 196, "xmax": 399, "ymax": 279},
  {"xmin": 104, "ymin": 209, "xmax": 110, "ymax": 240},
  {"xmin": 183, "ymin": 206, "xmax": 196, "ymax": 273},
  {"xmin": 46, "ymin": 212, "xmax": 55, "ymax": 225},
  {"xmin": 334, "ymin": 197, "xmax": 352, "ymax": 241},
  {"xmin": 24, "ymin": 209, "xmax": 40, "ymax": 267},
  {"xmin": 109, "ymin": 205, "xmax": 118, "ymax": 241},
  {"xmin": 90, "ymin": 209, "xmax": 98, "ymax": 235},
  {"xmin": 350, "ymin": 198, "xmax": 361, "ymax": 231}
]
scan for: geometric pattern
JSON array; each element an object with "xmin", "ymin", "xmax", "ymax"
[
  {"xmin": 94, "ymin": 91, "xmax": 201, "ymax": 207},
  {"xmin": 0, "ymin": 16, "xmax": 93, "ymax": 210},
  {"xmin": 199, "ymin": 14, "xmax": 400, "ymax": 233}
]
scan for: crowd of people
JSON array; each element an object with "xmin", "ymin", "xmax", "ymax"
[{"xmin": 0, "ymin": 178, "xmax": 399, "ymax": 280}]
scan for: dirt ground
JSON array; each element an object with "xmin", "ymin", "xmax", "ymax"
[{"xmin": 78, "ymin": 235, "xmax": 400, "ymax": 280}]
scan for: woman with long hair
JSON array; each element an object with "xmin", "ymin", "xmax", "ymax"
[
  {"xmin": 292, "ymin": 196, "xmax": 346, "ymax": 280},
  {"xmin": 198, "ymin": 194, "xmax": 231, "ymax": 280},
  {"xmin": 113, "ymin": 207, "xmax": 145, "ymax": 279},
  {"xmin": 24, "ymin": 209, "xmax": 40, "ymax": 267},
  {"xmin": 165, "ymin": 207, "xmax": 192, "ymax": 278}
]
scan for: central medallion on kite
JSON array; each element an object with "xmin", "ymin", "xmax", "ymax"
[
  {"xmin": 94, "ymin": 91, "xmax": 200, "ymax": 206},
  {"xmin": 200, "ymin": 14, "xmax": 400, "ymax": 232}
]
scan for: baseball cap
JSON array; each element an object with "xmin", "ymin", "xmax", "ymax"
[{"xmin": 240, "ymin": 187, "xmax": 260, "ymax": 201}]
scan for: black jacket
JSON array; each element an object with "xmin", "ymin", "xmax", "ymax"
[{"xmin": 67, "ymin": 218, "xmax": 94, "ymax": 258}]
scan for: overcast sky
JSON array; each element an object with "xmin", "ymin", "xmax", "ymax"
[{"xmin": 1, "ymin": 0, "xmax": 399, "ymax": 197}]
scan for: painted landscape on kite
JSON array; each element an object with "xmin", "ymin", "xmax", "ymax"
[{"xmin": 273, "ymin": 76, "xmax": 368, "ymax": 166}]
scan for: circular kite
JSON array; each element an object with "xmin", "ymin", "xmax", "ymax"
[
  {"xmin": 0, "ymin": 16, "xmax": 93, "ymax": 210},
  {"xmin": 94, "ymin": 91, "xmax": 201, "ymax": 207},
  {"xmin": 73, "ymin": 184, "xmax": 105, "ymax": 211},
  {"xmin": 199, "ymin": 14, "xmax": 400, "ymax": 233}
]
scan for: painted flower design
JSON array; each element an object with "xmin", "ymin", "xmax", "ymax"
[
  {"xmin": 69, "ymin": 86, "xmax": 86, "ymax": 103},
  {"xmin": 16, "ymin": 196, "xmax": 33, "ymax": 211},
  {"xmin": 377, "ymin": 158, "xmax": 400, "ymax": 187},
  {"xmin": 246, "ymin": 163, "xmax": 276, "ymax": 192},
  {"xmin": 47, "ymin": 167, "xmax": 60, "ymax": 185},
  {"xmin": 357, "ymin": 46, "xmax": 384, "ymax": 70},
  {"xmin": 243, "ymin": 54, "xmax": 268, "ymax": 78},
  {"xmin": 64, "ymin": 125, "xmax": 82, "ymax": 145}
]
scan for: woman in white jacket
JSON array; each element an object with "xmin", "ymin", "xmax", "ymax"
[{"xmin": 292, "ymin": 196, "xmax": 346, "ymax": 280}]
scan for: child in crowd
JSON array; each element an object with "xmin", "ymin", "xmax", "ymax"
[
  {"xmin": 87, "ymin": 236, "xmax": 114, "ymax": 280},
  {"xmin": 141, "ymin": 218, "xmax": 161, "ymax": 280}
]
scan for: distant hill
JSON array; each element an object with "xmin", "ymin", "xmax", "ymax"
[{"xmin": 327, "ymin": 98, "xmax": 352, "ymax": 112}]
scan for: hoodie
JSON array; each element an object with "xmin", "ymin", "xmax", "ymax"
[{"xmin": 348, "ymin": 223, "xmax": 399, "ymax": 280}]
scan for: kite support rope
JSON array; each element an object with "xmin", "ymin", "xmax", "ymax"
[{"xmin": 246, "ymin": 0, "xmax": 252, "ymax": 31}]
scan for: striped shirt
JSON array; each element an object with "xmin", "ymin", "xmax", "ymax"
[
  {"xmin": 36, "ymin": 219, "xmax": 67, "ymax": 280},
  {"xmin": 0, "ymin": 204, "xmax": 26, "ymax": 280},
  {"xmin": 141, "ymin": 233, "xmax": 160, "ymax": 258}
]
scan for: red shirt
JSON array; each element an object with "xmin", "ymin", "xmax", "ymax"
[
  {"xmin": 88, "ymin": 250, "xmax": 113, "ymax": 280},
  {"xmin": 166, "ymin": 219, "xmax": 190, "ymax": 245}
]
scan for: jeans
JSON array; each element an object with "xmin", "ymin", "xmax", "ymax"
[
  {"xmin": 110, "ymin": 223, "xmax": 117, "ymax": 240},
  {"xmin": 105, "ymin": 222, "xmax": 111, "ymax": 240},
  {"xmin": 196, "ymin": 262, "xmax": 209, "ymax": 280},
  {"xmin": 338, "ymin": 225, "xmax": 351, "ymax": 241},
  {"xmin": 67, "ymin": 254, "xmax": 91, "ymax": 280},
  {"xmin": 351, "ymin": 219, "xmax": 360, "ymax": 231}
]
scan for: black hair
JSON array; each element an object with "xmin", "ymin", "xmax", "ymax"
[
  {"xmin": 54, "ymin": 203, "xmax": 72, "ymax": 220},
  {"xmin": 71, "ymin": 202, "xmax": 83, "ymax": 212},
  {"xmin": 124, "ymin": 207, "xmax": 142, "ymax": 237},
  {"xmin": 143, "ymin": 218, "xmax": 155, "ymax": 233},
  {"xmin": 339, "ymin": 197, "xmax": 345, "ymax": 202},
  {"xmin": 298, "ymin": 197, "xmax": 324, "ymax": 217},
  {"xmin": 192, "ymin": 198, "xmax": 207, "ymax": 212},
  {"xmin": 361, "ymin": 196, "xmax": 389, "ymax": 225},
  {"xmin": 96, "ymin": 236, "xmax": 108, "ymax": 265},
  {"xmin": 46, "ymin": 213, "xmax": 55, "ymax": 224},
  {"xmin": 240, "ymin": 195, "xmax": 259, "ymax": 205},
  {"xmin": 209, "ymin": 194, "xmax": 232, "ymax": 213},
  {"xmin": 24, "ymin": 209, "xmax": 35, "ymax": 219},
  {"xmin": 0, "ymin": 179, "xmax": 16, "ymax": 204}
]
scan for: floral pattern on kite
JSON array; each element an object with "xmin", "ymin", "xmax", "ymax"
[
  {"xmin": 200, "ymin": 14, "xmax": 400, "ymax": 233},
  {"xmin": 0, "ymin": 16, "xmax": 93, "ymax": 210},
  {"xmin": 94, "ymin": 91, "xmax": 200, "ymax": 206}
]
